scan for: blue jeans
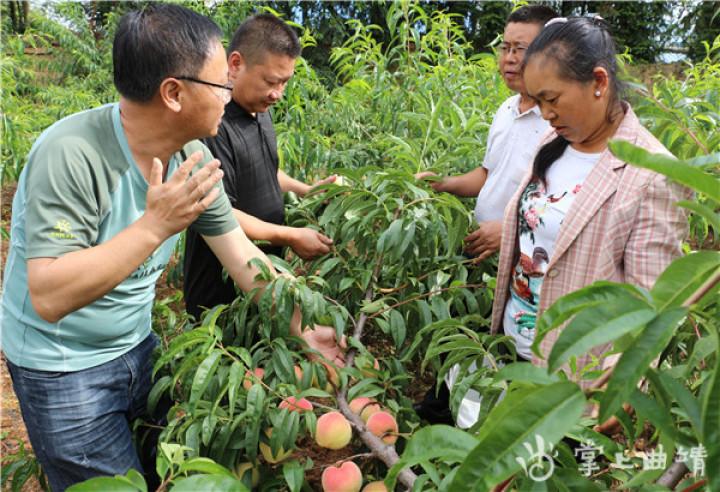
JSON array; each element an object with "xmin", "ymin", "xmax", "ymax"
[{"xmin": 6, "ymin": 333, "xmax": 158, "ymax": 491}]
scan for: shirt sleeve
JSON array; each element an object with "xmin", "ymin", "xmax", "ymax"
[
  {"xmin": 24, "ymin": 136, "xmax": 103, "ymax": 258},
  {"xmin": 185, "ymin": 141, "xmax": 239, "ymax": 237},
  {"xmin": 624, "ymin": 173, "xmax": 690, "ymax": 290}
]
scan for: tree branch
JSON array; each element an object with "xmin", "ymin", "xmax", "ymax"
[
  {"xmin": 331, "ymin": 253, "xmax": 419, "ymax": 490},
  {"xmin": 656, "ymin": 461, "xmax": 689, "ymax": 488}
]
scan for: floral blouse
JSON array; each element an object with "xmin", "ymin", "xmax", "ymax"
[{"xmin": 504, "ymin": 145, "xmax": 601, "ymax": 359}]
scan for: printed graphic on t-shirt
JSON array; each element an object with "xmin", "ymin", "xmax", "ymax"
[{"xmin": 508, "ymin": 177, "xmax": 584, "ymax": 342}]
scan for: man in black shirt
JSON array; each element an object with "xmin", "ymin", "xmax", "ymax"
[{"xmin": 183, "ymin": 14, "xmax": 334, "ymax": 319}]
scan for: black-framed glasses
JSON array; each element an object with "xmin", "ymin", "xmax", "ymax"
[{"xmin": 174, "ymin": 76, "xmax": 233, "ymax": 102}]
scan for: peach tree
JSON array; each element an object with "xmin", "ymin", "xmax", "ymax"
[{"xmin": 120, "ymin": 167, "xmax": 495, "ymax": 491}]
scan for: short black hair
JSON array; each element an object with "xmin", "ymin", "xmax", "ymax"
[
  {"xmin": 113, "ymin": 3, "xmax": 222, "ymax": 102},
  {"xmin": 228, "ymin": 13, "xmax": 301, "ymax": 66},
  {"xmin": 507, "ymin": 5, "xmax": 558, "ymax": 27}
]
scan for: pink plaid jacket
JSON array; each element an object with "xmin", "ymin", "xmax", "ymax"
[{"xmin": 490, "ymin": 105, "xmax": 689, "ymax": 383}]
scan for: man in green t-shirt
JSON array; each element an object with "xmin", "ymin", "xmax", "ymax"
[{"xmin": 0, "ymin": 4, "xmax": 342, "ymax": 490}]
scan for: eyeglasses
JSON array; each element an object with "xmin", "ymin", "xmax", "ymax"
[
  {"xmin": 175, "ymin": 76, "xmax": 233, "ymax": 103},
  {"xmin": 499, "ymin": 44, "xmax": 528, "ymax": 56}
]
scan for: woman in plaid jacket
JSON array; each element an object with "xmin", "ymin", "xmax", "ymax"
[{"xmin": 490, "ymin": 17, "xmax": 689, "ymax": 386}]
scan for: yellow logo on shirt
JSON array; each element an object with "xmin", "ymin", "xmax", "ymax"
[{"xmin": 50, "ymin": 219, "xmax": 76, "ymax": 240}]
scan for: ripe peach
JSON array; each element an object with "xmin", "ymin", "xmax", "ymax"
[
  {"xmin": 348, "ymin": 397, "xmax": 382, "ymax": 423},
  {"xmin": 362, "ymin": 481, "xmax": 388, "ymax": 492},
  {"xmin": 243, "ymin": 367, "xmax": 265, "ymax": 391},
  {"xmin": 315, "ymin": 411, "xmax": 352, "ymax": 450},
  {"xmin": 321, "ymin": 460, "xmax": 362, "ymax": 492},
  {"xmin": 259, "ymin": 428, "xmax": 292, "ymax": 463},
  {"xmin": 234, "ymin": 462, "xmax": 260, "ymax": 487},
  {"xmin": 366, "ymin": 411, "xmax": 398, "ymax": 445},
  {"xmin": 294, "ymin": 365, "xmax": 304, "ymax": 382},
  {"xmin": 279, "ymin": 396, "xmax": 313, "ymax": 413}
]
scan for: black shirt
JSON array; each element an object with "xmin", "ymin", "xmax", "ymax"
[{"xmin": 183, "ymin": 100, "xmax": 285, "ymax": 318}]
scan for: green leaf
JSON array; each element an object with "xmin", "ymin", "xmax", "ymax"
[
  {"xmin": 282, "ymin": 460, "xmax": 304, "ymax": 492},
  {"xmin": 66, "ymin": 477, "xmax": 142, "ymax": 492},
  {"xmin": 125, "ymin": 469, "xmax": 147, "ymax": 492},
  {"xmin": 547, "ymin": 299, "xmax": 656, "ymax": 372},
  {"xmin": 147, "ymin": 375, "xmax": 172, "ymax": 415},
  {"xmin": 178, "ymin": 458, "xmax": 235, "ymax": 477},
  {"xmin": 153, "ymin": 329, "xmax": 210, "ymax": 377},
  {"xmin": 647, "ymin": 370, "xmax": 702, "ymax": 437},
  {"xmin": 548, "ymin": 468, "xmax": 603, "ymax": 492},
  {"xmin": 189, "ymin": 349, "xmax": 222, "ymax": 410},
  {"xmin": 377, "ymin": 218, "xmax": 403, "ymax": 253},
  {"xmin": 628, "ymin": 390, "xmax": 681, "ymax": 444},
  {"xmin": 494, "ymin": 363, "xmax": 561, "ymax": 385},
  {"xmin": 386, "ymin": 426, "xmax": 479, "ymax": 489},
  {"xmin": 701, "ymin": 330, "xmax": 720, "ymax": 492},
  {"xmin": 318, "ymin": 258, "xmax": 341, "ymax": 277},
  {"xmin": 599, "ymin": 308, "xmax": 688, "ymax": 422},
  {"xmin": 449, "ymin": 382, "xmax": 586, "ymax": 490},
  {"xmin": 533, "ymin": 282, "xmax": 647, "ymax": 357},
  {"xmin": 608, "ymin": 140, "xmax": 720, "ymax": 202},
  {"xmin": 684, "ymin": 151, "xmax": 720, "ymax": 169},
  {"xmin": 650, "ymin": 251, "xmax": 720, "ymax": 310},
  {"xmin": 389, "ymin": 309, "xmax": 407, "ymax": 348},
  {"xmin": 360, "ymin": 299, "xmax": 385, "ymax": 314},
  {"xmin": 677, "ymin": 201, "xmax": 720, "ymax": 235},
  {"xmin": 170, "ymin": 475, "xmax": 248, "ymax": 492},
  {"xmin": 227, "ymin": 361, "xmax": 243, "ymax": 418}
]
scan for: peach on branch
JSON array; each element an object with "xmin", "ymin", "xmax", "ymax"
[
  {"xmin": 279, "ymin": 396, "xmax": 313, "ymax": 413},
  {"xmin": 348, "ymin": 397, "xmax": 382, "ymax": 423},
  {"xmin": 315, "ymin": 411, "xmax": 352, "ymax": 450},
  {"xmin": 321, "ymin": 460, "xmax": 362, "ymax": 492},
  {"xmin": 366, "ymin": 411, "xmax": 398, "ymax": 445},
  {"xmin": 242, "ymin": 367, "xmax": 265, "ymax": 391}
]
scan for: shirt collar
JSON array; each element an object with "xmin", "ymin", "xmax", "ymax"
[
  {"xmin": 225, "ymin": 99, "xmax": 253, "ymax": 120},
  {"xmin": 511, "ymin": 94, "xmax": 542, "ymax": 119}
]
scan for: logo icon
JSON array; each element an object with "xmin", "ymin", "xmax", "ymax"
[
  {"xmin": 516, "ymin": 434, "xmax": 557, "ymax": 482},
  {"xmin": 50, "ymin": 219, "xmax": 76, "ymax": 239}
]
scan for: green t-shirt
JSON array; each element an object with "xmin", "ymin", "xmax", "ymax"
[{"xmin": 1, "ymin": 103, "xmax": 237, "ymax": 371}]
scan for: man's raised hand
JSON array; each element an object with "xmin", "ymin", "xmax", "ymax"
[{"xmin": 144, "ymin": 151, "xmax": 223, "ymax": 239}]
